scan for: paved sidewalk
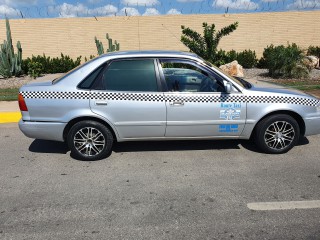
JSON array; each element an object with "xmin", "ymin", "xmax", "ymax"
[{"xmin": 0, "ymin": 101, "xmax": 19, "ymax": 112}]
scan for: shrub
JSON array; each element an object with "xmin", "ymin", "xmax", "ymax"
[
  {"xmin": 27, "ymin": 61, "xmax": 43, "ymax": 79},
  {"xmin": 22, "ymin": 53, "xmax": 82, "ymax": 75},
  {"xmin": 212, "ymin": 49, "xmax": 257, "ymax": 68},
  {"xmin": 84, "ymin": 55, "xmax": 95, "ymax": 62},
  {"xmin": 307, "ymin": 45, "xmax": 320, "ymax": 58},
  {"xmin": 258, "ymin": 43, "xmax": 309, "ymax": 78},
  {"xmin": 236, "ymin": 50, "xmax": 258, "ymax": 68},
  {"xmin": 181, "ymin": 21, "xmax": 238, "ymax": 65}
]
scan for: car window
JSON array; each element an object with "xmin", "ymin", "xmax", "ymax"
[
  {"xmin": 160, "ymin": 60, "xmax": 224, "ymax": 93},
  {"xmin": 78, "ymin": 65, "xmax": 104, "ymax": 89},
  {"xmin": 101, "ymin": 59, "xmax": 158, "ymax": 92}
]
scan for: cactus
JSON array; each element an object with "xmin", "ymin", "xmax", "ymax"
[
  {"xmin": 0, "ymin": 18, "xmax": 23, "ymax": 78},
  {"xmin": 94, "ymin": 33, "xmax": 120, "ymax": 56},
  {"xmin": 94, "ymin": 37, "xmax": 104, "ymax": 56}
]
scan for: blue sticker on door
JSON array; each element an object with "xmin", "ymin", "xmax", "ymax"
[
  {"xmin": 219, "ymin": 124, "xmax": 239, "ymax": 133},
  {"xmin": 220, "ymin": 103, "xmax": 241, "ymax": 120}
]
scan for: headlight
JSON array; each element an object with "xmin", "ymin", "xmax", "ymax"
[{"xmin": 317, "ymin": 101, "xmax": 320, "ymax": 111}]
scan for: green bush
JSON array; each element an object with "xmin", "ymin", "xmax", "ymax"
[
  {"xmin": 84, "ymin": 55, "xmax": 95, "ymax": 62},
  {"xmin": 258, "ymin": 43, "xmax": 309, "ymax": 78},
  {"xmin": 27, "ymin": 61, "xmax": 43, "ymax": 79},
  {"xmin": 236, "ymin": 50, "xmax": 258, "ymax": 68},
  {"xmin": 307, "ymin": 45, "xmax": 320, "ymax": 58},
  {"xmin": 181, "ymin": 21, "xmax": 238, "ymax": 66},
  {"xmin": 211, "ymin": 49, "xmax": 257, "ymax": 68},
  {"xmin": 22, "ymin": 53, "xmax": 82, "ymax": 75}
]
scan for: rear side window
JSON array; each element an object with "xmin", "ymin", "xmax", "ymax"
[
  {"xmin": 78, "ymin": 65, "xmax": 104, "ymax": 89},
  {"xmin": 102, "ymin": 59, "xmax": 158, "ymax": 92}
]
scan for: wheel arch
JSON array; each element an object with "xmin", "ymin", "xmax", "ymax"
[
  {"xmin": 250, "ymin": 110, "xmax": 305, "ymax": 139},
  {"xmin": 63, "ymin": 116, "xmax": 118, "ymax": 142}
]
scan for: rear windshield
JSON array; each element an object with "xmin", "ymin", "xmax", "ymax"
[{"xmin": 52, "ymin": 57, "xmax": 98, "ymax": 84}]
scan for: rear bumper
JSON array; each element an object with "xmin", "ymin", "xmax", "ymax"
[
  {"xmin": 304, "ymin": 116, "xmax": 320, "ymax": 136},
  {"xmin": 19, "ymin": 120, "xmax": 66, "ymax": 142}
]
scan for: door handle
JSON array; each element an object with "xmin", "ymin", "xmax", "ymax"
[
  {"xmin": 169, "ymin": 101, "xmax": 184, "ymax": 106},
  {"xmin": 95, "ymin": 101, "xmax": 108, "ymax": 106}
]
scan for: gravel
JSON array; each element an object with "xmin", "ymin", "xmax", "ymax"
[
  {"xmin": 0, "ymin": 73, "xmax": 63, "ymax": 89},
  {"xmin": 243, "ymin": 68, "xmax": 320, "ymax": 81}
]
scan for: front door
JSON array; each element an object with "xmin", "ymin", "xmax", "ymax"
[{"xmin": 159, "ymin": 59, "xmax": 246, "ymax": 138}]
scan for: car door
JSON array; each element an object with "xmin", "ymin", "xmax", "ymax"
[
  {"xmin": 89, "ymin": 58, "xmax": 166, "ymax": 139},
  {"xmin": 158, "ymin": 58, "xmax": 246, "ymax": 138}
]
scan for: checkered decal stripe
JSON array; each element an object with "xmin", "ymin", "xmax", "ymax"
[{"xmin": 20, "ymin": 91, "xmax": 320, "ymax": 106}]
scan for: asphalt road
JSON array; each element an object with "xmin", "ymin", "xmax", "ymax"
[{"xmin": 0, "ymin": 123, "xmax": 320, "ymax": 240}]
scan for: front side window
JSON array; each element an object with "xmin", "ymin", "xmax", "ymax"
[
  {"xmin": 101, "ymin": 59, "xmax": 158, "ymax": 92},
  {"xmin": 160, "ymin": 60, "xmax": 224, "ymax": 93}
]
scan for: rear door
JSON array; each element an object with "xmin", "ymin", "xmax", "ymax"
[
  {"xmin": 159, "ymin": 58, "xmax": 246, "ymax": 138},
  {"xmin": 89, "ymin": 58, "xmax": 166, "ymax": 139}
]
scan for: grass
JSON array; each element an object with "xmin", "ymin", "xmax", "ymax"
[
  {"xmin": 0, "ymin": 88, "xmax": 19, "ymax": 101},
  {"xmin": 289, "ymin": 85, "xmax": 320, "ymax": 91},
  {"xmin": 269, "ymin": 78, "xmax": 320, "ymax": 91}
]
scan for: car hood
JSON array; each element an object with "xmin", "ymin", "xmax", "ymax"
[{"xmin": 245, "ymin": 80, "xmax": 314, "ymax": 98}]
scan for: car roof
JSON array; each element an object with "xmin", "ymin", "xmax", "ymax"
[{"xmin": 98, "ymin": 50, "xmax": 202, "ymax": 61}]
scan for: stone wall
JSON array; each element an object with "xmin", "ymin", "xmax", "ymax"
[{"xmin": 0, "ymin": 11, "xmax": 319, "ymax": 59}]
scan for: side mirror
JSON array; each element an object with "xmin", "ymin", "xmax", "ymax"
[{"xmin": 224, "ymin": 82, "xmax": 232, "ymax": 94}]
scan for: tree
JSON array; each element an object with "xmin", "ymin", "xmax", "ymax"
[{"xmin": 181, "ymin": 22, "xmax": 238, "ymax": 65}]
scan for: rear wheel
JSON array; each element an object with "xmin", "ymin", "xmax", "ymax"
[
  {"xmin": 254, "ymin": 114, "xmax": 300, "ymax": 154},
  {"xmin": 67, "ymin": 120, "xmax": 113, "ymax": 160}
]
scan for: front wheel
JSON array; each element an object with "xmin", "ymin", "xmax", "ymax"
[
  {"xmin": 67, "ymin": 120, "xmax": 113, "ymax": 160},
  {"xmin": 254, "ymin": 114, "xmax": 300, "ymax": 154}
]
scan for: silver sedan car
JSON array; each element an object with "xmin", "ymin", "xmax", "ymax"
[{"xmin": 19, "ymin": 51, "xmax": 320, "ymax": 160}]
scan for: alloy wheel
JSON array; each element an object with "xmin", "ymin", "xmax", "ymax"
[
  {"xmin": 264, "ymin": 121, "xmax": 295, "ymax": 150},
  {"xmin": 73, "ymin": 127, "xmax": 106, "ymax": 157}
]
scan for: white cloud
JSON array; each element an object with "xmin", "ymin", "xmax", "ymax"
[
  {"xmin": 88, "ymin": 0, "xmax": 102, "ymax": 3},
  {"xmin": 90, "ymin": 5, "xmax": 118, "ymax": 15},
  {"xmin": 213, "ymin": 0, "xmax": 258, "ymax": 10},
  {"xmin": 49, "ymin": 3, "xmax": 118, "ymax": 18},
  {"xmin": 118, "ymin": 7, "xmax": 140, "ymax": 16},
  {"xmin": 143, "ymin": 7, "xmax": 160, "ymax": 15},
  {"xmin": 121, "ymin": 0, "xmax": 159, "ymax": 7},
  {"xmin": 177, "ymin": 0, "xmax": 203, "ymax": 2},
  {"xmin": 55, "ymin": 3, "xmax": 87, "ymax": 18},
  {"xmin": 0, "ymin": 4, "xmax": 18, "ymax": 17},
  {"xmin": 287, "ymin": 0, "xmax": 320, "ymax": 9},
  {"xmin": 166, "ymin": 8, "xmax": 182, "ymax": 14}
]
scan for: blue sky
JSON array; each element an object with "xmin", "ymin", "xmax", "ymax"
[{"xmin": 0, "ymin": 0, "xmax": 319, "ymax": 18}]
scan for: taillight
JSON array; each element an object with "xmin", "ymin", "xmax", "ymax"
[{"xmin": 18, "ymin": 93, "xmax": 28, "ymax": 112}]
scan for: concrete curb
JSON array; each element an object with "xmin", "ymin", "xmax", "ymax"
[
  {"xmin": 0, "ymin": 112, "xmax": 21, "ymax": 123},
  {"xmin": 0, "ymin": 101, "xmax": 20, "ymax": 124}
]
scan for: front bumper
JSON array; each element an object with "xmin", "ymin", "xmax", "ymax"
[
  {"xmin": 304, "ymin": 116, "xmax": 320, "ymax": 136},
  {"xmin": 19, "ymin": 120, "xmax": 67, "ymax": 142}
]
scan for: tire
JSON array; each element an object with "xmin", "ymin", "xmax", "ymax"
[
  {"xmin": 254, "ymin": 114, "xmax": 300, "ymax": 154},
  {"xmin": 67, "ymin": 120, "xmax": 113, "ymax": 161}
]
